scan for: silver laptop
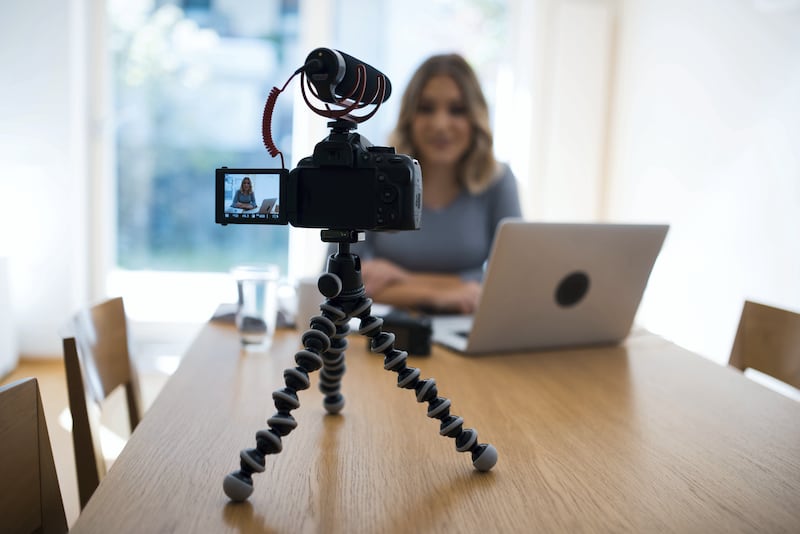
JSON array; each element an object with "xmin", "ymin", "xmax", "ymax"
[
  {"xmin": 432, "ymin": 220, "xmax": 668, "ymax": 354},
  {"xmin": 258, "ymin": 198, "xmax": 277, "ymax": 214}
]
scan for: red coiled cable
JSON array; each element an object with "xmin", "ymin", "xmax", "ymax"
[
  {"xmin": 262, "ymin": 68, "xmax": 302, "ymax": 168},
  {"xmin": 261, "ymin": 64, "xmax": 387, "ymax": 167}
]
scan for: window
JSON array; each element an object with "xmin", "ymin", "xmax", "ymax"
[
  {"xmin": 106, "ymin": 0, "xmax": 302, "ymax": 326},
  {"xmin": 111, "ymin": 0, "xmax": 298, "ymax": 275},
  {"xmin": 104, "ymin": 0, "xmax": 511, "ymax": 326}
]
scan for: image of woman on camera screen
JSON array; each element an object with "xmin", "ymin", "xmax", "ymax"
[
  {"xmin": 355, "ymin": 53, "xmax": 521, "ymax": 314},
  {"xmin": 232, "ymin": 176, "xmax": 257, "ymax": 210}
]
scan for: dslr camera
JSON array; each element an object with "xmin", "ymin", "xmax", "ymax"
[
  {"xmin": 215, "ymin": 48, "xmax": 422, "ymax": 232},
  {"xmin": 215, "ymin": 120, "xmax": 421, "ymax": 231}
]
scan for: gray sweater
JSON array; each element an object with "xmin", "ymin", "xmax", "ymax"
[
  {"xmin": 232, "ymin": 190, "xmax": 256, "ymax": 207},
  {"xmin": 348, "ymin": 164, "xmax": 522, "ymax": 281}
]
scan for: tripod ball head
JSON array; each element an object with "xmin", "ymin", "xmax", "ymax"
[{"xmin": 318, "ymin": 273, "xmax": 342, "ymax": 298}]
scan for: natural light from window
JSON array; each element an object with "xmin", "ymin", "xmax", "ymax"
[
  {"xmin": 106, "ymin": 0, "xmax": 511, "ymax": 325},
  {"xmin": 108, "ymin": 0, "xmax": 300, "ymax": 322}
]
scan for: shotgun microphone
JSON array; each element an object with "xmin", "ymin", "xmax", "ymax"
[{"xmin": 303, "ymin": 48, "xmax": 392, "ymax": 105}]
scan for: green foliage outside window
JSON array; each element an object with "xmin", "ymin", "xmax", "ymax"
[{"xmin": 111, "ymin": 1, "xmax": 295, "ymax": 273}]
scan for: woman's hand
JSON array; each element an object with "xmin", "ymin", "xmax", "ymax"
[
  {"xmin": 429, "ymin": 280, "xmax": 481, "ymax": 314},
  {"xmin": 361, "ymin": 259, "xmax": 409, "ymax": 296},
  {"xmin": 369, "ymin": 272, "xmax": 482, "ymax": 314}
]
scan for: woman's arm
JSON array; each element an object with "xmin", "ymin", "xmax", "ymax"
[
  {"xmin": 364, "ymin": 260, "xmax": 481, "ymax": 314},
  {"xmin": 232, "ymin": 192, "xmax": 255, "ymax": 209},
  {"xmin": 373, "ymin": 274, "xmax": 481, "ymax": 314}
]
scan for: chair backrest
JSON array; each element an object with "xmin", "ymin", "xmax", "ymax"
[
  {"xmin": 63, "ymin": 296, "xmax": 142, "ymax": 509},
  {"xmin": 0, "ymin": 378, "xmax": 68, "ymax": 534},
  {"xmin": 729, "ymin": 300, "xmax": 800, "ymax": 390}
]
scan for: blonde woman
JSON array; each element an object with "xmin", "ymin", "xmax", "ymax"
[
  {"xmin": 355, "ymin": 53, "xmax": 521, "ymax": 313},
  {"xmin": 232, "ymin": 177, "xmax": 257, "ymax": 209}
]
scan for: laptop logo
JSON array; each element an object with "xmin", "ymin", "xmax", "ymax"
[{"xmin": 555, "ymin": 271, "xmax": 590, "ymax": 307}]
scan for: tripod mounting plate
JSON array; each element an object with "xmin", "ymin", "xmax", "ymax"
[{"xmin": 321, "ymin": 229, "xmax": 365, "ymax": 243}]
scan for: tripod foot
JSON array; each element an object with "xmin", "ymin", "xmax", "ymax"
[
  {"xmin": 223, "ymin": 471, "xmax": 254, "ymax": 502},
  {"xmin": 472, "ymin": 443, "xmax": 498, "ymax": 472},
  {"xmin": 323, "ymin": 392, "xmax": 345, "ymax": 414}
]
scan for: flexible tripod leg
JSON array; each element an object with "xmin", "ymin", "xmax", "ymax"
[
  {"xmin": 223, "ymin": 235, "xmax": 497, "ymax": 502},
  {"xmin": 318, "ymin": 240, "xmax": 498, "ymax": 470},
  {"xmin": 223, "ymin": 243, "xmax": 366, "ymax": 502},
  {"xmin": 222, "ymin": 309, "xmax": 333, "ymax": 502},
  {"xmin": 356, "ymin": 312, "xmax": 498, "ymax": 472},
  {"xmin": 311, "ymin": 269, "xmax": 497, "ymax": 472}
]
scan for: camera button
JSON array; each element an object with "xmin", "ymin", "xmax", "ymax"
[{"xmin": 381, "ymin": 186, "xmax": 397, "ymax": 203}]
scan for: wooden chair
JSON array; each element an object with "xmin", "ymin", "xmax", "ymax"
[
  {"xmin": 0, "ymin": 378, "xmax": 68, "ymax": 534},
  {"xmin": 729, "ymin": 300, "xmax": 800, "ymax": 391},
  {"xmin": 63, "ymin": 296, "xmax": 143, "ymax": 509}
]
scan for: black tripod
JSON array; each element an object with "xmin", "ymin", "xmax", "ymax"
[{"xmin": 223, "ymin": 229, "xmax": 498, "ymax": 502}]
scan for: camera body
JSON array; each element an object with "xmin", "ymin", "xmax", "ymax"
[
  {"xmin": 288, "ymin": 123, "xmax": 421, "ymax": 230},
  {"xmin": 216, "ymin": 122, "xmax": 422, "ymax": 232}
]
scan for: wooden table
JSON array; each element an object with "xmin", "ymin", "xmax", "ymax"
[{"xmin": 70, "ymin": 322, "xmax": 800, "ymax": 533}]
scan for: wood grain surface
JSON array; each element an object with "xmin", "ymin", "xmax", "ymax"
[{"xmin": 69, "ymin": 323, "xmax": 800, "ymax": 533}]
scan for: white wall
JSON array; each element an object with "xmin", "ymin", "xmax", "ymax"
[
  {"xmin": 606, "ymin": 0, "xmax": 800, "ymax": 363},
  {"xmin": 529, "ymin": 0, "xmax": 616, "ymax": 220},
  {"xmin": 0, "ymin": 257, "xmax": 17, "ymax": 375},
  {"xmin": 508, "ymin": 0, "xmax": 800, "ymax": 364},
  {"xmin": 0, "ymin": 0, "xmax": 90, "ymax": 356}
]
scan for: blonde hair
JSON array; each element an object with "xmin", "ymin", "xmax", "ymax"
[{"xmin": 388, "ymin": 54, "xmax": 498, "ymax": 194}]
